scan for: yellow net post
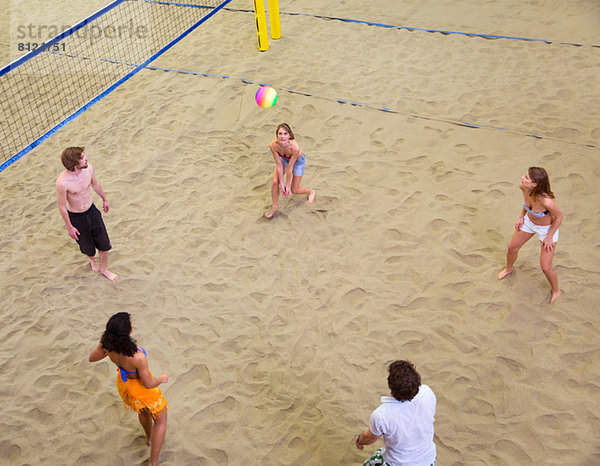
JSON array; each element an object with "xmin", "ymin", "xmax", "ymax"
[
  {"xmin": 253, "ymin": 0, "xmax": 269, "ymax": 51},
  {"xmin": 268, "ymin": 0, "xmax": 281, "ymax": 39}
]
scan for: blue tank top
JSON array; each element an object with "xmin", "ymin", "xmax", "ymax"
[{"xmin": 117, "ymin": 347, "xmax": 147, "ymax": 382}]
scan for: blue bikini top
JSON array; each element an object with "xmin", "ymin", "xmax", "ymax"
[
  {"xmin": 523, "ymin": 202, "xmax": 549, "ymax": 218},
  {"xmin": 118, "ymin": 347, "xmax": 146, "ymax": 382}
]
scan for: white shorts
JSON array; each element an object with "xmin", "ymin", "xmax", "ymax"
[{"xmin": 521, "ymin": 214, "xmax": 559, "ymax": 243}]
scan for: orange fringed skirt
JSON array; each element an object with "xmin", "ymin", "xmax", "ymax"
[{"xmin": 116, "ymin": 371, "xmax": 168, "ymax": 419}]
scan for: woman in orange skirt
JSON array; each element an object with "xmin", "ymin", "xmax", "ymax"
[{"xmin": 89, "ymin": 312, "xmax": 168, "ymax": 466}]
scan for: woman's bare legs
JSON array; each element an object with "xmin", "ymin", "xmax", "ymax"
[
  {"xmin": 290, "ymin": 176, "xmax": 316, "ymax": 203},
  {"xmin": 497, "ymin": 230, "xmax": 534, "ymax": 280},
  {"xmin": 149, "ymin": 410, "xmax": 167, "ymax": 466},
  {"xmin": 540, "ymin": 244, "xmax": 561, "ymax": 303},
  {"xmin": 138, "ymin": 409, "xmax": 153, "ymax": 445},
  {"xmin": 266, "ymin": 166, "xmax": 282, "ymax": 218}
]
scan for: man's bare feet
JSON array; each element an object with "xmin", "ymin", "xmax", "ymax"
[
  {"xmin": 100, "ymin": 269, "xmax": 118, "ymax": 281},
  {"xmin": 265, "ymin": 206, "xmax": 277, "ymax": 219},
  {"xmin": 89, "ymin": 258, "xmax": 100, "ymax": 272},
  {"xmin": 549, "ymin": 290, "xmax": 561, "ymax": 304},
  {"xmin": 308, "ymin": 190, "xmax": 316, "ymax": 204},
  {"xmin": 497, "ymin": 268, "xmax": 512, "ymax": 280}
]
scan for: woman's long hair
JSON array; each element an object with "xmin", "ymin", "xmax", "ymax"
[
  {"xmin": 528, "ymin": 167, "xmax": 555, "ymax": 200},
  {"xmin": 275, "ymin": 123, "xmax": 295, "ymax": 140},
  {"xmin": 100, "ymin": 312, "xmax": 137, "ymax": 356}
]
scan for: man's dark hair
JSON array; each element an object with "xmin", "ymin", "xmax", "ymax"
[
  {"xmin": 387, "ymin": 360, "xmax": 421, "ymax": 401},
  {"xmin": 100, "ymin": 312, "xmax": 137, "ymax": 356},
  {"xmin": 61, "ymin": 146, "xmax": 84, "ymax": 171}
]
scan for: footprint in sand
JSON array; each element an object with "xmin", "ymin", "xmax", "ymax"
[
  {"xmin": 454, "ymin": 143, "xmax": 473, "ymax": 154},
  {"xmin": 403, "ymin": 191, "xmax": 422, "ymax": 204},
  {"xmin": 405, "ymin": 155, "xmax": 427, "ymax": 166},
  {"xmin": 449, "ymin": 248, "xmax": 486, "ymax": 267},
  {"xmin": 340, "ymin": 287, "xmax": 368, "ymax": 307},
  {"xmin": 462, "ymin": 397, "xmax": 495, "ymax": 416},
  {"xmin": 430, "ymin": 218, "xmax": 449, "ymax": 231},
  {"xmin": 496, "ymin": 355, "xmax": 525, "ymax": 375},
  {"xmin": 178, "ymin": 364, "xmax": 212, "ymax": 390},
  {"xmin": 466, "ymin": 154, "xmax": 487, "ymax": 163},
  {"xmin": 488, "ymin": 188, "xmax": 504, "ymax": 198}
]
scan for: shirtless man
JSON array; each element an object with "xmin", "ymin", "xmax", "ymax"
[{"xmin": 56, "ymin": 147, "xmax": 118, "ymax": 281}]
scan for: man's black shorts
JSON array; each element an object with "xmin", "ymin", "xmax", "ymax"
[{"xmin": 68, "ymin": 204, "xmax": 111, "ymax": 256}]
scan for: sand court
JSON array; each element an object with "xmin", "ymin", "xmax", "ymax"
[{"xmin": 1, "ymin": 0, "xmax": 599, "ymax": 464}]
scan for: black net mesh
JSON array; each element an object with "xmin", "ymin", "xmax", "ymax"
[{"xmin": 0, "ymin": 0, "xmax": 228, "ymax": 169}]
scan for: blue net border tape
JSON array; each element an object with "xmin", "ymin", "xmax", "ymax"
[
  {"xmin": 144, "ymin": 0, "xmax": 213, "ymax": 8},
  {"xmin": 0, "ymin": 0, "xmax": 233, "ymax": 172}
]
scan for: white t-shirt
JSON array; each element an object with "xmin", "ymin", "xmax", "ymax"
[{"xmin": 369, "ymin": 384, "xmax": 437, "ymax": 466}]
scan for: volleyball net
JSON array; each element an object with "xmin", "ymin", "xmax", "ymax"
[{"xmin": 0, "ymin": 0, "xmax": 232, "ymax": 172}]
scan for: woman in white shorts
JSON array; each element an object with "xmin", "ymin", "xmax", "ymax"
[{"xmin": 498, "ymin": 167, "xmax": 563, "ymax": 303}]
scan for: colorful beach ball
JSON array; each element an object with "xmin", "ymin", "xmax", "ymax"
[{"xmin": 255, "ymin": 86, "xmax": 278, "ymax": 108}]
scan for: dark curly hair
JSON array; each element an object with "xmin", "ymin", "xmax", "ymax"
[
  {"xmin": 100, "ymin": 312, "xmax": 137, "ymax": 356},
  {"xmin": 387, "ymin": 360, "xmax": 421, "ymax": 402}
]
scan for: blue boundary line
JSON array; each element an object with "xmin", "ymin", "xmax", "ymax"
[
  {"xmin": 0, "ymin": 0, "xmax": 233, "ymax": 172},
  {"xmin": 138, "ymin": 65, "xmax": 597, "ymax": 149},
  {"xmin": 15, "ymin": 55, "xmax": 591, "ymax": 149},
  {"xmin": 224, "ymin": 7, "xmax": 600, "ymax": 48}
]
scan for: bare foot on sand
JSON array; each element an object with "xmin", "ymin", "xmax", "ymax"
[
  {"xmin": 308, "ymin": 190, "xmax": 316, "ymax": 204},
  {"xmin": 89, "ymin": 258, "xmax": 100, "ymax": 272},
  {"xmin": 265, "ymin": 207, "xmax": 277, "ymax": 219},
  {"xmin": 497, "ymin": 268, "xmax": 512, "ymax": 280},
  {"xmin": 100, "ymin": 269, "xmax": 118, "ymax": 281},
  {"xmin": 549, "ymin": 290, "xmax": 561, "ymax": 304}
]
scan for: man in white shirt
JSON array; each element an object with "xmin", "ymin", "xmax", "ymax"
[{"xmin": 354, "ymin": 360, "xmax": 436, "ymax": 466}]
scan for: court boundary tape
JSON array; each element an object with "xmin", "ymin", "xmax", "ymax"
[
  {"xmin": 10, "ymin": 52, "xmax": 597, "ymax": 152},
  {"xmin": 1, "ymin": 5, "xmax": 597, "ymax": 172},
  {"xmin": 224, "ymin": 7, "xmax": 600, "ymax": 49},
  {"xmin": 133, "ymin": 1, "xmax": 600, "ymax": 48},
  {"xmin": 139, "ymin": 64, "xmax": 597, "ymax": 150}
]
